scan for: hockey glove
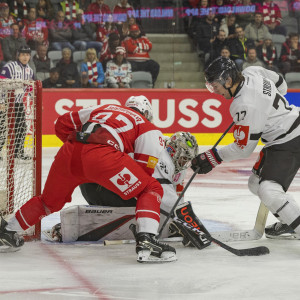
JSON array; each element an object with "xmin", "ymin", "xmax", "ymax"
[
  {"xmin": 191, "ymin": 148, "xmax": 222, "ymax": 174},
  {"xmin": 171, "ymin": 218, "xmax": 211, "ymax": 250}
]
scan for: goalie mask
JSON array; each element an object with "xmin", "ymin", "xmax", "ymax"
[
  {"xmin": 125, "ymin": 95, "xmax": 153, "ymax": 122},
  {"xmin": 204, "ymin": 56, "xmax": 239, "ymax": 95},
  {"xmin": 166, "ymin": 132, "xmax": 198, "ymax": 173}
]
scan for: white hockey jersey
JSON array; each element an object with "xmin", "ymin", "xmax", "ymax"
[{"xmin": 219, "ymin": 66, "xmax": 300, "ymax": 162}]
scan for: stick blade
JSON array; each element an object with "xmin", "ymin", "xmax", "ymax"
[{"xmin": 235, "ymin": 246, "xmax": 270, "ymax": 256}]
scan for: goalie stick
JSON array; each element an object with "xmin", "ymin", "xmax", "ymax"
[
  {"xmin": 211, "ymin": 202, "xmax": 269, "ymax": 242},
  {"xmin": 157, "ymin": 121, "xmax": 236, "ymax": 238},
  {"xmin": 173, "ymin": 217, "xmax": 270, "ymax": 256},
  {"xmin": 97, "ymin": 204, "xmax": 269, "ymax": 245},
  {"xmin": 104, "ymin": 236, "xmax": 182, "ymax": 246}
]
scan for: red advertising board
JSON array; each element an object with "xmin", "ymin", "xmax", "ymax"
[{"xmin": 42, "ymin": 88, "xmax": 233, "ymax": 135}]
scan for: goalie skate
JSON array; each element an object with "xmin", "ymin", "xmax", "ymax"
[
  {"xmin": 136, "ymin": 232, "xmax": 177, "ymax": 263},
  {"xmin": 0, "ymin": 217, "xmax": 24, "ymax": 252},
  {"xmin": 42, "ymin": 223, "xmax": 62, "ymax": 243},
  {"xmin": 265, "ymin": 222, "xmax": 299, "ymax": 240}
]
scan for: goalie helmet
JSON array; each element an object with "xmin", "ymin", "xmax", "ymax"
[
  {"xmin": 166, "ymin": 132, "xmax": 198, "ymax": 174},
  {"xmin": 204, "ymin": 56, "xmax": 239, "ymax": 93},
  {"xmin": 125, "ymin": 95, "xmax": 153, "ymax": 122}
]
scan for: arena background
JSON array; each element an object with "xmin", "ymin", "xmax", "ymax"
[{"xmin": 41, "ymin": 88, "xmax": 300, "ymax": 147}]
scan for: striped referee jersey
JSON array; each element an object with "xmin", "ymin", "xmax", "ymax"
[{"xmin": 0, "ymin": 61, "xmax": 34, "ymax": 103}]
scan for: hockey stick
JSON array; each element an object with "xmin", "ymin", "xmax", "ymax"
[
  {"xmin": 103, "ymin": 204, "xmax": 269, "ymax": 248},
  {"xmin": 104, "ymin": 236, "xmax": 182, "ymax": 246},
  {"xmin": 208, "ymin": 236, "xmax": 270, "ymax": 256},
  {"xmin": 211, "ymin": 202, "xmax": 269, "ymax": 242},
  {"xmin": 173, "ymin": 217, "xmax": 270, "ymax": 256},
  {"xmin": 157, "ymin": 121, "xmax": 235, "ymax": 238}
]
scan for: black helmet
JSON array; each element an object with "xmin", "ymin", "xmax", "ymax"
[
  {"xmin": 17, "ymin": 45, "xmax": 31, "ymax": 56},
  {"xmin": 204, "ymin": 56, "xmax": 238, "ymax": 92}
]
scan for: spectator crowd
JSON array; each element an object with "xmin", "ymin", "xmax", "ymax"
[
  {"xmin": 187, "ymin": 0, "xmax": 300, "ymax": 76},
  {"xmin": 0, "ymin": 0, "xmax": 299, "ymax": 88},
  {"xmin": 0, "ymin": 0, "xmax": 160, "ymax": 88}
]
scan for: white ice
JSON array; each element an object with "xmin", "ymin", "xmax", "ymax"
[{"xmin": 1, "ymin": 147, "xmax": 300, "ymax": 300}]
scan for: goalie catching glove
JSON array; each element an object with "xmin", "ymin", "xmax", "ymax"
[
  {"xmin": 191, "ymin": 148, "xmax": 222, "ymax": 174},
  {"xmin": 169, "ymin": 202, "xmax": 211, "ymax": 250}
]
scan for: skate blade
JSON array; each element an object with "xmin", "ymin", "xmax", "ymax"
[
  {"xmin": 0, "ymin": 246, "xmax": 21, "ymax": 253},
  {"xmin": 266, "ymin": 233, "xmax": 300, "ymax": 240},
  {"xmin": 137, "ymin": 250, "xmax": 177, "ymax": 263}
]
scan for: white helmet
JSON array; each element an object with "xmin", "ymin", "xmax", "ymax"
[
  {"xmin": 125, "ymin": 95, "xmax": 153, "ymax": 122},
  {"xmin": 166, "ymin": 132, "xmax": 198, "ymax": 173}
]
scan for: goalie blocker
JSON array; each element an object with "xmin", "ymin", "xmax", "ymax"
[{"xmin": 50, "ymin": 200, "xmax": 210, "ymax": 250}]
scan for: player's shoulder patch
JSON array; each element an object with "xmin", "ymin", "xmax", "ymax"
[
  {"xmin": 233, "ymin": 125, "xmax": 249, "ymax": 149},
  {"xmin": 147, "ymin": 156, "xmax": 158, "ymax": 169}
]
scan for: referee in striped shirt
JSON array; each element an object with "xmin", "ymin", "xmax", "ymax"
[{"xmin": 0, "ymin": 45, "xmax": 35, "ymax": 160}]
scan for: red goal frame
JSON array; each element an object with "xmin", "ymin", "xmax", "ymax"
[{"xmin": 6, "ymin": 80, "xmax": 42, "ymax": 240}]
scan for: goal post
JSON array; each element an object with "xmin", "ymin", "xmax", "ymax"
[{"xmin": 0, "ymin": 79, "xmax": 42, "ymax": 240}]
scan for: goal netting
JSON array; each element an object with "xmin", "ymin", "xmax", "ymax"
[{"xmin": 0, "ymin": 79, "xmax": 42, "ymax": 240}]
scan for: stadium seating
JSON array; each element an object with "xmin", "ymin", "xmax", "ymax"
[
  {"xmin": 36, "ymin": 72, "xmax": 50, "ymax": 82},
  {"xmin": 73, "ymin": 51, "xmax": 86, "ymax": 72},
  {"xmin": 281, "ymin": 17, "xmax": 299, "ymax": 35},
  {"xmin": 285, "ymin": 72, "xmax": 300, "ymax": 88},
  {"xmin": 131, "ymin": 71, "xmax": 153, "ymax": 88},
  {"xmin": 272, "ymin": 34, "xmax": 286, "ymax": 57},
  {"xmin": 48, "ymin": 51, "xmax": 62, "ymax": 67}
]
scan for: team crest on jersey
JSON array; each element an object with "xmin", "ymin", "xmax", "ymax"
[
  {"xmin": 110, "ymin": 167, "xmax": 141, "ymax": 195},
  {"xmin": 233, "ymin": 125, "xmax": 249, "ymax": 149},
  {"xmin": 147, "ymin": 156, "xmax": 158, "ymax": 169}
]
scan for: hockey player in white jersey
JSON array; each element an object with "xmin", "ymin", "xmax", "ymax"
[{"xmin": 191, "ymin": 56, "xmax": 300, "ymax": 240}]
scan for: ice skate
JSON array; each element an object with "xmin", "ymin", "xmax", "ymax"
[
  {"xmin": 136, "ymin": 232, "xmax": 177, "ymax": 263},
  {"xmin": 0, "ymin": 216, "xmax": 24, "ymax": 252},
  {"xmin": 265, "ymin": 222, "xmax": 299, "ymax": 239},
  {"xmin": 43, "ymin": 223, "xmax": 62, "ymax": 242}
]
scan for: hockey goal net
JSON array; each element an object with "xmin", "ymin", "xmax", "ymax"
[{"xmin": 0, "ymin": 79, "xmax": 42, "ymax": 240}]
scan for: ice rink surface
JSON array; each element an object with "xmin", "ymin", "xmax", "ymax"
[{"xmin": 1, "ymin": 147, "xmax": 300, "ymax": 300}]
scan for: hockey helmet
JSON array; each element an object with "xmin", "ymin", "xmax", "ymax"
[
  {"xmin": 166, "ymin": 132, "xmax": 198, "ymax": 173},
  {"xmin": 17, "ymin": 45, "xmax": 31, "ymax": 56},
  {"xmin": 125, "ymin": 95, "xmax": 153, "ymax": 122},
  {"xmin": 204, "ymin": 56, "xmax": 238, "ymax": 93}
]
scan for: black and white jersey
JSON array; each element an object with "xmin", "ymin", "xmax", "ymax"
[
  {"xmin": 0, "ymin": 60, "xmax": 34, "ymax": 103},
  {"xmin": 218, "ymin": 66, "xmax": 300, "ymax": 162}
]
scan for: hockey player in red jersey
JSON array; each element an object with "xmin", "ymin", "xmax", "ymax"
[
  {"xmin": 51, "ymin": 131, "xmax": 211, "ymax": 250},
  {"xmin": 0, "ymin": 95, "xmax": 177, "ymax": 263}
]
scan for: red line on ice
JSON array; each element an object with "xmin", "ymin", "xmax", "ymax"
[{"xmin": 0, "ymin": 243, "xmax": 111, "ymax": 299}]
